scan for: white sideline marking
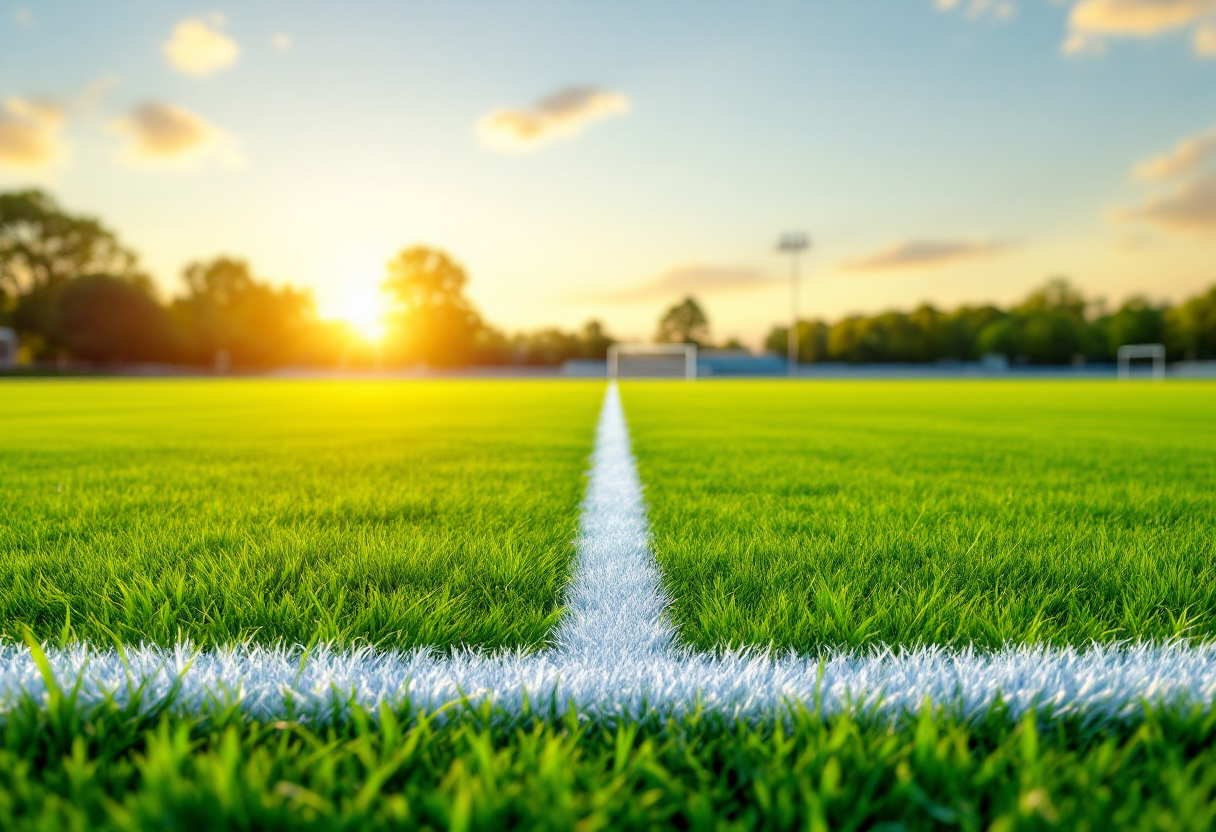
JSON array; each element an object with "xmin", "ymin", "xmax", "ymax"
[{"xmin": 2, "ymin": 383, "xmax": 1215, "ymax": 722}]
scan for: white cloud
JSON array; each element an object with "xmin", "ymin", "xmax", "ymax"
[
  {"xmin": 478, "ymin": 87, "xmax": 628, "ymax": 152},
  {"xmin": 1065, "ymin": 0, "xmax": 1216, "ymax": 55},
  {"xmin": 1120, "ymin": 174, "xmax": 1216, "ymax": 232},
  {"xmin": 1195, "ymin": 21, "xmax": 1216, "ymax": 53},
  {"xmin": 1133, "ymin": 127, "xmax": 1216, "ymax": 181},
  {"xmin": 935, "ymin": 0, "xmax": 1017, "ymax": 22},
  {"xmin": 0, "ymin": 97, "xmax": 67, "ymax": 169},
  {"xmin": 110, "ymin": 102, "xmax": 239, "ymax": 167},
  {"xmin": 1070, "ymin": 0, "xmax": 1216, "ymax": 34},
  {"xmin": 163, "ymin": 16, "xmax": 239, "ymax": 77},
  {"xmin": 1122, "ymin": 127, "xmax": 1216, "ymax": 233},
  {"xmin": 840, "ymin": 240, "xmax": 1011, "ymax": 272},
  {"xmin": 1063, "ymin": 30, "xmax": 1108, "ymax": 54},
  {"xmin": 271, "ymin": 32, "xmax": 292, "ymax": 50},
  {"xmin": 591, "ymin": 265, "xmax": 777, "ymax": 303},
  {"xmin": 74, "ymin": 76, "xmax": 121, "ymax": 114}
]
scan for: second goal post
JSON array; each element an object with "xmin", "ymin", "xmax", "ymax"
[{"xmin": 607, "ymin": 344, "xmax": 697, "ymax": 380}]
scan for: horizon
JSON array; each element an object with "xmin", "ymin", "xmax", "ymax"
[{"xmin": 2, "ymin": 1, "xmax": 1215, "ymax": 346}]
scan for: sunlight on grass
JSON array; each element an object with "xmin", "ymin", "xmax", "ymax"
[
  {"xmin": 0, "ymin": 379, "xmax": 604, "ymax": 650},
  {"xmin": 622, "ymin": 380, "xmax": 1216, "ymax": 651}
]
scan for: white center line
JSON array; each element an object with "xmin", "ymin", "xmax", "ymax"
[{"xmin": 553, "ymin": 382, "xmax": 675, "ymax": 660}]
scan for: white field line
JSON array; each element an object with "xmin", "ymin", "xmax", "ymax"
[
  {"xmin": 2, "ymin": 382, "xmax": 1215, "ymax": 722},
  {"xmin": 552, "ymin": 382, "xmax": 676, "ymax": 660}
]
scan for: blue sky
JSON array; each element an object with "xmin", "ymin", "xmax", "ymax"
[{"xmin": 2, "ymin": 0, "xmax": 1214, "ymax": 344}]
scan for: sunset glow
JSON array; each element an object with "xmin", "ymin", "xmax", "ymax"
[
  {"xmin": 334, "ymin": 287, "xmax": 388, "ymax": 343},
  {"xmin": 1, "ymin": 2, "xmax": 1213, "ymax": 345}
]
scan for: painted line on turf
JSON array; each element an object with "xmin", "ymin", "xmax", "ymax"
[
  {"xmin": 2, "ymin": 382, "xmax": 1216, "ymax": 721},
  {"xmin": 552, "ymin": 381, "xmax": 676, "ymax": 660}
]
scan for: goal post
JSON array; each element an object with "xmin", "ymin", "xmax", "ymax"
[
  {"xmin": 1117, "ymin": 343, "xmax": 1166, "ymax": 381},
  {"xmin": 607, "ymin": 343, "xmax": 697, "ymax": 381}
]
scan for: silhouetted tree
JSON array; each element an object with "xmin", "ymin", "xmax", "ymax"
[
  {"xmin": 487, "ymin": 319, "xmax": 618, "ymax": 366},
  {"xmin": 0, "ymin": 190, "xmax": 140, "ymax": 357},
  {"xmin": 58, "ymin": 274, "xmax": 172, "ymax": 364},
  {"xmin": 172, "ymin": 257, "xmax": 317, "ymax": 369},
  {"xmin": 383, "ymin": 247, "xmax": 483, "ymax": 367},
  {"xmin": 656, "ymin": 296, "xmax": 709, "ymax": 345},
  {"xmin": 579, "ymin": 319, "xmax": 614, "ymax": 359}
]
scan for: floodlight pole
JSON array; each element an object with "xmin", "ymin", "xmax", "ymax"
[{"xmin": 777, "ymin": 232, "xmax": 810, "ymax": 378}]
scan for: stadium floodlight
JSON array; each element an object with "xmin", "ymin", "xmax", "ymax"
[
  {"xmin": 608, "ymin": 343, "xmax": 697, "ymax": 381},
  {"xmin": 1117, "ymin": 343, "xmax": 1166, "ymax": 381},
  {"xmin": 777, "ymin": 232, "xmax": 811, "ymax": 377}
]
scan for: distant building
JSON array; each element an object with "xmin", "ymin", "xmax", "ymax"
[{"xmin": 0, "ymin": 327, "xmax": 17, "ymax": 367}]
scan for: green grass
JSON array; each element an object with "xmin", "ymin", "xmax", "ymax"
[
  {"xmin": 622, "ymin": 380, "xmax": 1216, "ymax": 652},
  {"xmin": 5, "ymin": 692, "xmax": 1216, "ymax": 831},
  {"xmin": 0, "ymin": 379, "xmax": 603, "ymax": 651}
]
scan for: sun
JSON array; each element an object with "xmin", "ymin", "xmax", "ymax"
[{"xmin": 338, "ymin": 287, "xmax": 388, "ymax": 342}]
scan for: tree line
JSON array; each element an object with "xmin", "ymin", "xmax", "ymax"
[
  {"xmin": 763, "ymin": 279, "xmax": 1216, "ymax": 365},
  {"xmin": 0, "ymin": 190, "xmax": 614, "ymax": 370},
  {"xmin": 4, "ymin": 189, "xmax": 1214, "ymax": 370}
]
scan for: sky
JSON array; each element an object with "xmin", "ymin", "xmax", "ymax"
[{"xmin": 1, "ymin": 0, "xmax": 1215, "ymax": 346}]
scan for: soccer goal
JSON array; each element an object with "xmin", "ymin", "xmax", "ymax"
[
  {"xmin": 608, "ymin": 343, "xmax": 697, "ymax": 380},
  {"xmin": 1117, "ymin": 343, "xmax": 1166, "ymax": 381}
]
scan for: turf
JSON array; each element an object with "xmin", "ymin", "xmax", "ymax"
[
  {"xmin": 4, "ymin": 691, "xmax": 1216, "ymax": 831},
  {"xmin": 0, "ymin": 379, "xmax": 603, "ymax": 651},
  {"xmin": 621, "ymin": 380, "xmax": 1216, "ymax": 652}
]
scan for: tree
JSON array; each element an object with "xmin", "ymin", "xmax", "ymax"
[
  {"xmin": 579, "ymin": 319, "xmax": 615, "ymax": 359},
  {"xmin": 976, "ymin": 318, "xmax": 1020, "ymax": 360},
  {"xmin": 1164, "ymin": 286, "xmax": 1216, "ymax": 360},
  {"xmin": 765, "ymin": 320, "xmax": 829, "ymax": 361},
  {"xmin": 172, "ymin": 257, "xmax": 317, "ymax": 368},
  {"xmin": 0, "ymin": 190, "xmax": 140, "ymax": 356},
  {"xmin": 828, "ymin": 315, "xmax": 885, "ymax": 362},
  {"xmin": 383, "ymin": 247, "xmax": 484, "ymax": 367},
  {"xmin": 58, "ymin": 274, "xmax": 172, "ymax": 364},
  {"xmin": 656, "ymin": 296, "xmax": 709, "ymax": 345},
  {"xmin": 1015, "ymin": 278, "xmax": 1087, "ymax": 319},
  {"xmin": 947, "ymin": 305, "xmax": 1006, "ymax": 360},
  {"xmin": 1103, "ymin": 297, "xmax": 1166, "ymax": 356},
  {"xmin": 1012, "ymin": 278, "xmax": 1090, "ymax": 364}
]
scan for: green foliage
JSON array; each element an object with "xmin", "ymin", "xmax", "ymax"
[
  {"xmin": 623, "ymin": 381, "xmax": 1216, "ymax": 651},
  {"xmin": 58, "ymin": 274, "xmax": 173, "ymax": 364},
  {"xmin": 766, "ymin": 278, "xmax": 1216, "ymax": 365},
  {"xmin": 0, "ymin": 189, "xmax": 141, "ymax": 356},
  {"xmin": 1166, "ymin": 285, "xmax": 1216, "ymax": 360},
  {"xmin": 765, "ymin": 319, "xmax": 830, "ymax": 361},
  {"xmin": 2, "ymin": 692, "xmax": 1216, "ymax": 830},
  {"xmin": 0, "ymin": 380, "xmax": 602, "ymax": 650},
  {"xmin": 656, "ymin": 296, "xmax": 709, "ymax": 346},
  {"xmin": 1104, "ymin": 297, "xmax": 1167, "ymax": 355}
]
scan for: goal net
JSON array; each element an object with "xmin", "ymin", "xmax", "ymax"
[
  {"xmin": 608, "ymin": 344, "xmax": 697, "ymax": 380},
  {"xmin": 1117, "ymin": 343, "xmax": 1165, "ymax": 381}
]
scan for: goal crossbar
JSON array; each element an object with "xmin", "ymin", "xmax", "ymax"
[{"xmin": 607, "ymin": 344, "xmax": 697, "ymax": 380}]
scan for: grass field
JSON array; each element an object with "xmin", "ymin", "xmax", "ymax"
[
  {"xmin": 4, "ymin": 377, "xmax": 1216, "ymax": 829},
  {"xmin": 5, "ymin": 693, "xmax": 1216, "ymax": 830},
  {"xmin": 0, "ymin": 379, "xmax": 602, "ymax": 651},
  {"xmin": 622, "ymin": 381, "xmax": 1216, "ymax": 652}
]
